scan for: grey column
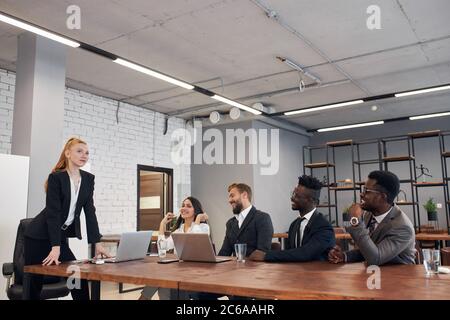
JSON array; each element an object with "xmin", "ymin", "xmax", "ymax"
[{"xmin": 11, "ymin": 33, "xmax": 67, "ymax": 217}]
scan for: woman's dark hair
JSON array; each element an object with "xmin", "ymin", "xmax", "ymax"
[{"xmin": 171, "ymin": 196, "xmax": 205, "ymax": 231}]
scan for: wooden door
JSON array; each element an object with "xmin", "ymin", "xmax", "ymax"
[{"xmin": 138, "ymin": 172, "xmax": 165, "ymax": 230}]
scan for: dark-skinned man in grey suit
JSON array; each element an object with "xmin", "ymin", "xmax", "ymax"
[{"xmin": 328, "ymin": 170, "xmax": 415, "ymax": 266}]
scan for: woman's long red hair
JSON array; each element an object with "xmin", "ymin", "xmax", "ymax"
[{"xmin": 44, "ymin": 137, "xmax": 87, "ymax": 192}]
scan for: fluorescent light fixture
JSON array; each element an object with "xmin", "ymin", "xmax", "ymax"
[
  {"xmin": 409, "ymin": 112, "xmax": 450, "ymax": 120},
  {"xmin": 395, "ymin": 85, "xmax": 450, "ymax": 98},
  {"xmin": 114, "ymin": 58, "xmax": 194, "ymax": 90},
  {"xmin": 211, "ymin": 95, "xmax": 262, "ymax": 115},
  {"xmin": 284, "ymin": 100, "xmax": 364, "ymax": 116},
  {"xmin": 0, "ymin": 13, "xmax": 80, "ymax": 48},
  {"xmin": 317, "ymin": 121, "xmax": 384, "ymax": 132}
]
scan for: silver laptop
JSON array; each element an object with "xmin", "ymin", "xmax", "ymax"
[
  {"xmin": 104, "ymin": 231, "xmax": 152, "ymax": 263},
  {"xmin": 172, "ymin": 233, "xmax": 232, "ymax": 263}
]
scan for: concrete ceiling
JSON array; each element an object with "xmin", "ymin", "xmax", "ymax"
[{"xmin": 0, "ymin": 0, "xmax": 449, "ymax": 130}]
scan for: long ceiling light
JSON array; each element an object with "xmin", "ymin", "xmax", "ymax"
[
  {"xmin": 114, "ymin": 58, "xmax": 194, "ymax": 90},
  {"xmin": 284, "ymin": 99, "xmax": 364, "ymax": 116},
  {"xmin": 0, "ymin": 12, "xmax": 263, "ymax": 115},
  {"xmin": 395, "ymin": 85, "xmax": 450, "ymax": 98},
  {"xmin": 212, "ymin": 95, "xmax": 262, "ymax": 115},
  {"xmin": 409, "ymin": 112, "xmax": 450, "ymax": 120},
  {"xmin": 0, "ymin": 12, "xmax": 80, "ymax": 48},
  {"xmin": 317, "ymin": 121, "xmax": 384, "ymax": 132}
]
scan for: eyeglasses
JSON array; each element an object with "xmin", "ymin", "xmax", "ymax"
[{"xmin": 362, "ymin": 186, "xmax": 383, "ymax": 195}]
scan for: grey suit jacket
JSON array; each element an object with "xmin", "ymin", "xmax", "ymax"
[{"xmin": 345, "ymin": 205, "xmax": 416, "ymax": 265}]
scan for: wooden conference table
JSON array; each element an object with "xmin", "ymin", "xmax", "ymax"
[{"xmin": 24, "ymin": 257, "xmax": 450, "ymax": 300}]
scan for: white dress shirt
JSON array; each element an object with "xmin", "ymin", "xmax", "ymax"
[
  {"xmin": 297, "ymin": 208, "xmax": 316, "ymax": 246},
  {"xmin": 235, "ymin": 205, "xmax": 253, "ymax": 228},
  {"xmin": 371, "ymin": 206, "xmax": 393, "ymax": 231},
  {"xmin": 63, "ymin": 175, "xmax": 81, "ymax": 227}
]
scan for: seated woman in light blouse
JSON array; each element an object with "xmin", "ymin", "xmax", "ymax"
[
  {"xmin": 140, "ymin": 196, "xmax": 209, "ymax": 300},
  {"xmin": 159, "ymin": 196, "xmax": 209, "ymax": 251}
]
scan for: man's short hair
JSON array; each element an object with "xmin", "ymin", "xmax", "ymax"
[
  {"xmin": 298, "ymin": 175, "xmax": 322, "ymax": 200},
  {"xmin": 368, "ymin": 170, "xmax": 400, "ymax": 204},
  {"xmin": 228, "ymin": 183, "xmax": 252, "ymax": 202}
]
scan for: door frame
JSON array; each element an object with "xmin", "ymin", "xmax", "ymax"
[{"xmin": 136, "ymin": 164, "xmax": 173, "ymax": 231}]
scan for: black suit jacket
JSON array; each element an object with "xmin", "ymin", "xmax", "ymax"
[
  {"xmin": 265, "ymin": 210, "xmax": 335, "ymax": 262},
  {"xmin": 218, "ymin": 206, "xmax": 274, "ymax": 257},
  {"xmin": 25, "ymin": 170, "xmax": 102, "ymax": 246}
]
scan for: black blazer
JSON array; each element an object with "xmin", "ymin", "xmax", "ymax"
[
  {"xmin": 218, "ymin": 206, "xmax": 274, "ymax": 257},
  {"xmin": 25, "ymin": 170, "xmax": 102, "ymax": 246},
  {"xmin": 265, "ymin": 210, "xmax": 335, "ymax": 262}
]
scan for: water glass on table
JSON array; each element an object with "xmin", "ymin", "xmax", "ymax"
[
  {"xmin": 422, "ymin": 249, "xmax": 440, "ymax": 275},
  {"xmin": 234, "ymin": 243, "xmax": 247, "ymax": 263},
  {"xmin": 157, "ymin": 238, "xmax": 168, "ymax": 260}
]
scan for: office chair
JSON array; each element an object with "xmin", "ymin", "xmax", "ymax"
[
  {"xmin": 2, "ymin": 218, "xmax": 69, "ymax": 300},
  {"xmin": 414, "ymin": 240, "xmax": 422, "ymax": 264},
  {"xmin": 441, "ymin": 247, "xmax": 450, "ymax": 266},
  {"xmin": 270, "ymin": 242, "xmax": 281, "ymax": 251}
]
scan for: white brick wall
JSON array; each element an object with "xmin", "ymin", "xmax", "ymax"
[
  {"xmin": 0, "ymin": 69, "xmax": 14, "ymax": 154},
  {"xmin": 0, "ymin": 68, "xmax": 191, "ymax": 234}
]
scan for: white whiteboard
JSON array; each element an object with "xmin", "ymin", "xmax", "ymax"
[{"xmin": 0, "ymin": 154, "xmax": 29, "ymax": 300}]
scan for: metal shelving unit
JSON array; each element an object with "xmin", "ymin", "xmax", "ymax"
[
  {"xmin": 353, "ymin": 138, "xmax": 382, "ymax": 188},
  {"xmin": 409, "ymin": 130, "xmax": 449, "ymax": 233},
  {"xmin": 440, "ymin": 132, "xmax": 450, "ymax": 234},
  {"xmin": 380, "ymin": 135, "xmax": 418, "ymax": 230},
  {"xmin": 326, "ymin": 140, "xmax": 357, "ymax": 227},
  {"xmin": 303, "ymin": 130, "xmax": 450, "ymax": 234},
  {"xmin": 303, "ymin": 144, "xmax": 335, "ymax": 223},
  {"xmin": 303, "ymin": 140, "xmax": 356, "ymax": 226}
]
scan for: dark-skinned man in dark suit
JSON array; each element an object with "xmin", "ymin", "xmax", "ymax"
[{"xmin": 249, "ymin": 175, "xmax": 335, "ymax": 262}]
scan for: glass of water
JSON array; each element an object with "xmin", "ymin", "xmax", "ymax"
[
  {"xmin": 157, "ymin": 238, "xmax": 168, "ymax": 259},
  {"xmin": 234, "ymin": 243, "xmax": 247, "ymax": 263},
  {"xmin": 422, "ymin": 249, "xmax": 440, "ymax": 275}
]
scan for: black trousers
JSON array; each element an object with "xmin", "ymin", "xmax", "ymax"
[{"xmin": 24, "ymin": 236, "xmax": 90, "ymax": 300}]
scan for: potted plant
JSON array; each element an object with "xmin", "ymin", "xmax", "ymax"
[{"xmin": 423, "ymin": 197, "xmax": 437, "ymax": 221}]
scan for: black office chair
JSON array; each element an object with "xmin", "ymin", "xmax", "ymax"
[
  {"xmin": 270, "ymin": 242, "xmax": 281, "ymax": 251},
  {"xmin": 441, "ymin": 247, "xmax": 450, "ymax": 266},
  {"xmin": 2, "ymin": 218, "xmax": 70, "ymax": 300},
  {"xmin": 415, "ymin": 240, "xmax": 422, "ymax": 264}
]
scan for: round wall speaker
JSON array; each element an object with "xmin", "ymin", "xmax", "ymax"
[
  {"xmin": 209, "ymin": 111, "xmax": 221, "ymax": 124},
  {"xmin": 229, "ymin": 107, "xmax": 241, "ymax": 120}
]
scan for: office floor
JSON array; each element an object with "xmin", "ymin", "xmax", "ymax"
[
  {"xmin": 58, "ymin": 282, "xmax": 147, "ymax": 300},
  {"xmin": 99, "ymin": 283, "xmax": 229, "ymax": 300},
  {"xmin": 58, "ymin": 282, "xmax": 230, "ymax": 300},
  {"xmin": 101, "ymin": 282, "xmax": 145, "ymax": 300}
]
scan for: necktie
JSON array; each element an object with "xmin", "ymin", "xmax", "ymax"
[
  {"xmin": 296, "ymin": 217, "xmax": 306, "ymax": 247},
  {"xmin": 367, "ymin": 216, "xmax": 377, "ymax": 233}
]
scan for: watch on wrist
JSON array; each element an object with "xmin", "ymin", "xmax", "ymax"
[{"xmin": 350, "ymin": 216, "xmax": 360, "ymax": 227}]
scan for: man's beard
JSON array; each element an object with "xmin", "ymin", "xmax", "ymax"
[{"xmin": 232, "ymin": 201, "xmax": 243, "ymax": 215}]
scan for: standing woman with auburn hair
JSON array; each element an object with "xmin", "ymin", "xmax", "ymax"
[{"xmin": 24, "ymin": 137, "xmax": 110, "ymax": 300}]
